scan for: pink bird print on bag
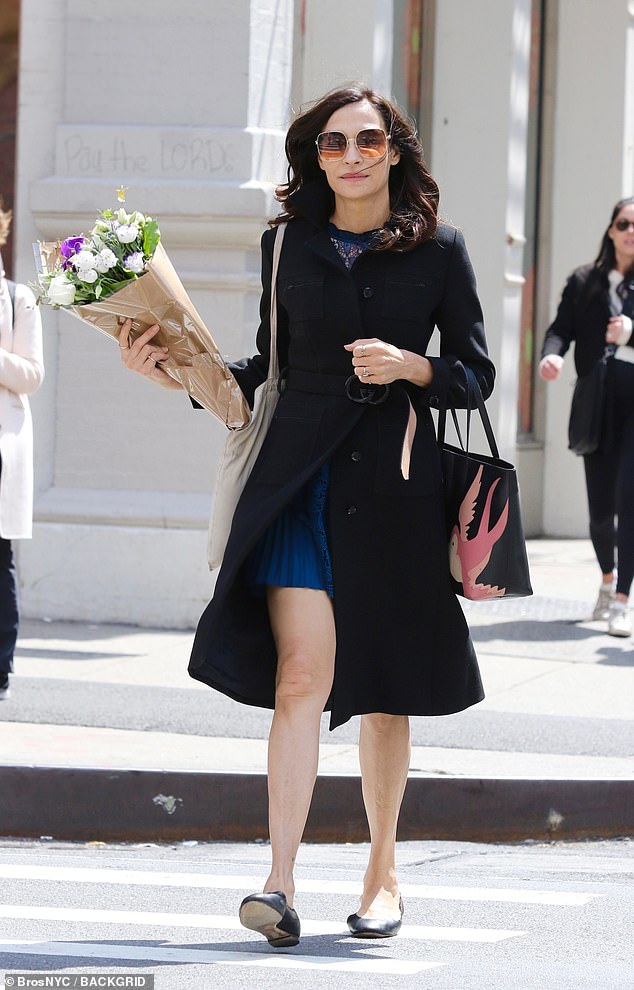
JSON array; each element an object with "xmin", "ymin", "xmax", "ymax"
[{"xmin": 448, "ymin": 465, "xmax": 509, "ymax": 599}]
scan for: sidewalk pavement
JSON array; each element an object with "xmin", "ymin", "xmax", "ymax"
[{"xmin": 0, "ymin": 539, "xmax": 632, "ymax": 843}]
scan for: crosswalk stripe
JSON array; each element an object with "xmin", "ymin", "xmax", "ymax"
[
  {"xmin": 0, "ymin": 905, "xmax": 524, "ymax": 942},
  {"xmin": 0, "ymin": 865, "xmax": 595, "ymax": 905},
  {"xmin": 0, "ymin": 939, "xmax": 442, "ymax": 974}
]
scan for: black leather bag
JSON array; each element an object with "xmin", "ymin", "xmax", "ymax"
[
  {"xmin": 567, "ymin": 347, "xmax": 613, "ymax": 456},
  {"xmin": 437, "ymin": 369, "xmax": 533, "ymax": 600}
]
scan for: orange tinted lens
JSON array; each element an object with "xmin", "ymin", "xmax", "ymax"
[
  {"xmin": 317, "ymin": 132, "xmax": 347, "ymax": 159},
  {"xmin": 356, "ymin": 129, "xmax": 387, "ymax": 157}
]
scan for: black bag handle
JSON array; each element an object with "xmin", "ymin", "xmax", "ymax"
[{"xmin": 437, "ymin": 365, "xmax": 500, "ymax": 460}]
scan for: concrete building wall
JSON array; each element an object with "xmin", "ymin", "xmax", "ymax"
[
  {"xmin": 298, "ymin": 0, "xmax": 394, "ymax": 97},
  {"xmin": 15, "ymin": 0, "xmax": 293, "ymax": 627},
  {"xmin": 429, "ymin": 0, "xmax": 532, "ymax": 458},
  {"xmin": 539, "ymin": 0, "xmax": 634, "ymax": 536}
]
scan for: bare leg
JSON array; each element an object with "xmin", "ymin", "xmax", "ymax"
[
  {"xmin": 356, "ymin": 712, "xmax": 411, "ymax": 918},
  {"xmin": 263, "ymin": 585, "xmax": 336, "ymax": 906}
]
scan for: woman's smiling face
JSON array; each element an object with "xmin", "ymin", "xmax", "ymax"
[{"xmin": 317, "ymin": 100, "xmax": 399, "ymax": 210}]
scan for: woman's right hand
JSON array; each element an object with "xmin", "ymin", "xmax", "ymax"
[
  {"xmin": 539, "ymin": 354, "xmax": 564, "ymax": 381},
  {"xmin": 118, "ymin": 319, "xmax": 183, "ymax": 390}
]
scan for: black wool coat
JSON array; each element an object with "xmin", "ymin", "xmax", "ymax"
[
  {"xmin": 189, "ymin": 188, "xmax": 496, "ymax": 729},
  {"xmin": 541, "ymin": 264, "xmax": 634, "ymax": 453},
  {"xmin": 541, "ymin": 264, "xmax": 634, "ymax": 376}
]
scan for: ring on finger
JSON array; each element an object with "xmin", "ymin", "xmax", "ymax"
[{"xmin": 362, "ymin": 367, "xmax": 369, "ymax": 377}]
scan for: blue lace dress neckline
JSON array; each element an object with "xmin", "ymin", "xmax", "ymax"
[{"xmin": 328, "ymin": 223, "xmax": 379, "ymax": 269}]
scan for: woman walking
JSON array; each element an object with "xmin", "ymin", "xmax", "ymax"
[
  {"xmin": 0, "ymin": 201, "xmax": 45, "ymax": 700},
  {"xmin": 540, "ymin": 196, "xmax": 634, "ymax": 637},
  {"xmin": 120, "ymin": 84, "xmax": 494, "ymax": 945}
]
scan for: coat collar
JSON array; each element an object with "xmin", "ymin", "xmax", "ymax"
[
  {"xmin": 286, "ymin": 180, "xmax": 333, "ymax": 229},
  {"xmin": 287, "ymin": 181, "xmax": 359, "ymax": 271}
]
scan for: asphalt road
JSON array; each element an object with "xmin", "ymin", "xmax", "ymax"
[{"xmin": 0, "ymin": 837, "xmax": 632, "ymax": 989}]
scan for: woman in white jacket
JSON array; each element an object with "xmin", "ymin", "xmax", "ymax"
[{"xmin": 0, "ymin": 203, "xmax": 44, "ymax": 699}]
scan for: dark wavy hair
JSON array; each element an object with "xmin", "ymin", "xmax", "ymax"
[
  {"xmin": 579, "ymin": 196, "xmax": 634, "ymax": 309},
  {"xmin": 594, "ymin": 196, "xmax": 634, "ymax": 280},
  {"xmin": 271, "ymin": 84, "xmax": 440, "ymax": 252}
]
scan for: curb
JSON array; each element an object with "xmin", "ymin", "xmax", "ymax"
[{"xmin": 1, "ymin": 766, "xmax": 632, "ymax": 843}]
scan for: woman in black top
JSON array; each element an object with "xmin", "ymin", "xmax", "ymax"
[
  {"xmin": 540, "ymin": 196, "xmax": 634, "ymax": 636},
  {"xmin": 120, "ymin": 85, "xmax": 494, "ymax": 946}
]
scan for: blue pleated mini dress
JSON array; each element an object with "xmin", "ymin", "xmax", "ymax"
[{"xmin": 246, "ymin": 225, "xmax": 376, "ymax": 599}]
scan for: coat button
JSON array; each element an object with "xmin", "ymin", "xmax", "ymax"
[
  {"xmin": 362, "ymin": 286, "xmax": 373, "ymax": 299},
  {"xmin": 351, "ymin": 451, "xmax": 361, "ymax": 462},
  {"xmin": 346, "ymin": 505, "xmax": 357, "ymax": 515}
]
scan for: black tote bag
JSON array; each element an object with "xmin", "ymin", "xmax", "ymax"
[
  {"xmin": 567, "ymin": 346, "xmax": 613, "ymax": 455},
  {"xmin": 437, "ymin": 369, "xmax": 532, "ymax": 600}
]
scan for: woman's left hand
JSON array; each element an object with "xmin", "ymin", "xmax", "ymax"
[
  {"xmin": 606, "ymin": 315, "xmax": 633, "ymax": 346},
  {"xmin": 345, "ymin": 338, "xmax": 433, "ymax": 387}
]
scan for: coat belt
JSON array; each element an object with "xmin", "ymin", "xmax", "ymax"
[
  {"xmin": 283, "ymin": 368, "xmax": 381, "ymax": 398},
  {"xmin": 282, "ymin": 369, "xmax": 417, "ymax": 480}
]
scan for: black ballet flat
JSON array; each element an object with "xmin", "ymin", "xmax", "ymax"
[
  {"xmin": 239, "ymin": 891, "xmax": 301, "ymax": 947},
  {"xmin": 346, "ymin": 896, "xmax": 404, "ymax": 938}
]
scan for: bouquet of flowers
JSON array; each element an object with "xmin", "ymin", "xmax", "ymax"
[
  {"xmin": 32, "ymin": 192, "xmax": 250, "ymax": 430},
  {"xmin": 35, "ymin": 204, "xmax": 161, "ymax": 308}
]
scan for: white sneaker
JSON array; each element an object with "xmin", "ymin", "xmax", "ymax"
[
  {"xmin": 592, "ymin": 583, "xmax": 615, "ymax": 621},
  {"xmin": 607, "ymin": 601, "xmax": 631, "ymax": 637}
]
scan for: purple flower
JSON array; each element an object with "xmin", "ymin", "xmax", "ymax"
[
  {"xmin": 123, "ymin": 252, "xmax": 145, "ymax": 273},
  {"xmin": 60, "ymin": 236, "xmax": 85, "ymax": 270}
]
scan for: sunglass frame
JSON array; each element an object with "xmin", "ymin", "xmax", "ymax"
[{"xmin": 315, "ymin": 128, "xmax": 391, "ymax": 161}]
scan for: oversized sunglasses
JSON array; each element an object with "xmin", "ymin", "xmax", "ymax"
[
  {"xmin": 615, "ymin": 218, "xmax": 634, "ymax": 231},
  {"xmin": 315, "ymin": 128, "xmax": 390, "ymax": 161}
]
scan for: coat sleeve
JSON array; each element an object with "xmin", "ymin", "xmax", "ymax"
[
  {"xmin": 0, "ymin": 282, "xmax": 45, "ymax": 396},
  {"xmin": 540, "ymin": 268, "xmax": 583, "ymax": 362},
  {"xmin": 227, "ymin": 228, "xmax": 290, "ymax": 409},
  {"xmin": 425, "ymin": 228, "xmax": 495, "ymax": 407}
]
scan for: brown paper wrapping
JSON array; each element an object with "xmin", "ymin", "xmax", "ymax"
[{"xmin": 37, "ymin": 241, "xmax": 251, "ymax": 430}]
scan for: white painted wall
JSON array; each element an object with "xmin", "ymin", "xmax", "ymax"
[
  {"xmin": 299, "ymin": 0, "xmax": 393, "ymax": 99},
  {"xmin": 429, "ymin": 0, "xmax": 532, "ymax": 466},
  {"xmin": 540, "ymin": 0, "xmax": 634, "ymax": 537},
  {"xmin": 15, "ymin": 0, "xmax": 293, "ymax": 627}
]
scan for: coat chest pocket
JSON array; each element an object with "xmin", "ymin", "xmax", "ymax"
[
  {"xmin": 279, "ymin": 275, "xmax": 324, "ymax": 321},
  {"xmin": 382, "ymin": 276, "xmax": 443, "ymax": 321}
]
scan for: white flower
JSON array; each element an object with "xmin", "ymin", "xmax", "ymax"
[
  {"xmin": 94, "ymin": 219, "xmax": 117, "ymax": 234},
  {"xmin": 47, "ymin": 273, "xmax": 76, "ymax": 306},
  {"xmin": 123, "ymin": 252, "xmax": 145, "ymax": 273},
  {"xmin": 77, "ymin": 267, "xmax": 98, "ymax": 284},
  {"xmin": 116, "ymin": 224, "xmax": 139, "ymax": 244},
  {"xmin": 95, "ymin": 248, "xmax": 118, "ymax": 273},
  {"xmin": 71, "ymin": 249, "xmax": 98, "ymax": 270}
]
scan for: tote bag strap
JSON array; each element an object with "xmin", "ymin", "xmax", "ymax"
[
  {"xmin": 437, "ymin": 365, "xmax": 500, "ymax": 460},
  {"xmin": 268, "ymin": 223, "xmax": 286, "ymax": 382}
]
